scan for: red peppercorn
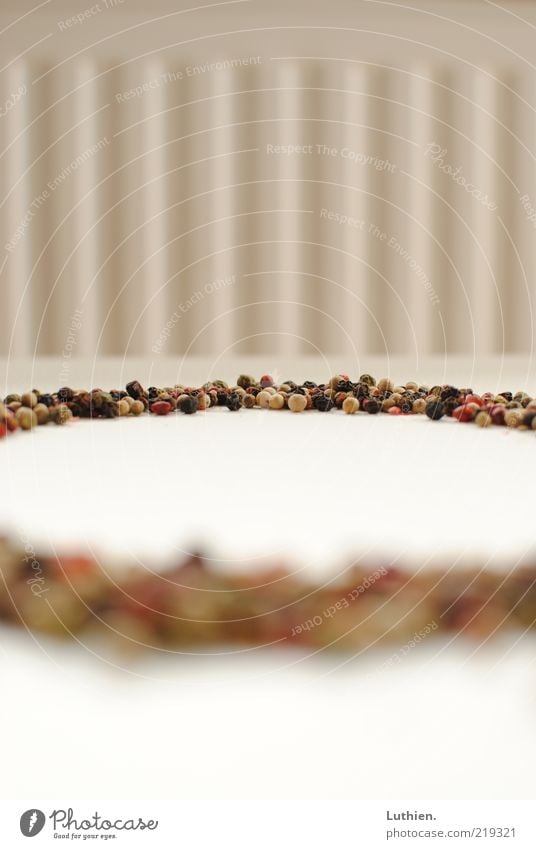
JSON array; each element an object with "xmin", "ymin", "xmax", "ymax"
[
  {"xmin": 464, "ymin": 394, "xmax": 483, "ymax": 407},
  {"xmin": 453, "ymin": 404, "xmax": 478, "ymax": 422},
  {"xmin": 150, "ymin": 400, "xmax": 172, "ymax": 416},
  {"xmin": 489, "ymin": 404, "xmax": 506, "ymax": 426},
  {"xmin": 260, "ymin": 374, "xmax": 274, "ymax": 388},
  {"xmin": 388, "ymin": 406, "xmax": 402, "ymax": 415},
  {"xmin": 0, "ymin": 423, "xmax": 6, "ymax": 438}
]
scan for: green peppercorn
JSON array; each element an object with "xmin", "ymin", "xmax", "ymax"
[
  {"xmin": 4, "ymin": 394, "xmax": 20, "ymax": 404},
  {"xmin": 20, "ymin": 391, "xmax": 38, "ymax": 408},
  {"xmin": 359, "ymin": 374, "xmax": 376, "ymax": 386},
  {"xmin": 50, "ymin": 404, "xmax": 73, "ymax": 425},
  {"xmin": 425, "ymin": 399, "xmax": 445, "ymax": 420},
  {"xmin": 130, "ymin": 400, "xmax": 145, "ymax": 416},
  {"xmin": 475, "ymin": 411, "xmax": 491, "ymax": 428},
  {"xmin": 117, "ymin": 399, "xmax": 130, "ymax": 416},
  {"xmin": 16, "ymin": 407, "xmax": 38, "ymax": 430},
  {"xmin": 33, "ymin": 403, "xmax": 50, "ymax": 425}
]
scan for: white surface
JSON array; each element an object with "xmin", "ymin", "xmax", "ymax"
[
  {"xmin": 2, "ymin": 356, "xmax": 536, "ymax": 574},
  {"xmin": 1, "ymin": 627, "xmax": 536, "ymax": 799}
]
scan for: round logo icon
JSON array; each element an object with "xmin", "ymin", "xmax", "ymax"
[{"xmin": 20, "ymin": 810, "xmax": 46, "ymax": 837}]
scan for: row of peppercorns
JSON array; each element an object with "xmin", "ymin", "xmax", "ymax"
[
  {"xmin": 2, "ymin": 532, "xmax": 536, "ymax": 649},
  {"xmin": 2, "ymin": 373, "xmax": 536, "ymax": 434}
]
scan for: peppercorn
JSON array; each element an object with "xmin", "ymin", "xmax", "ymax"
[
  {"xmin": 33, "ymin": 403, "xmax": 50, "ymax": 425},
  {"xmin": 288, "ymin": 394, "xmax": 307, "ymax": 413},
  {"xmin": 50, "ymin": 404, "xmax": 73, "ymax": 425},
  {"xmin": 405, "ymin": 381, "xmax": 418, "ymax": 392},
  {"xmin": 342, "ymin": 396, "xmax": 359, "ymax": 414},
  {"xmin": 256, "ymin": 390, "xmax": 272, "ymax": 408},
  {"xmin": 313, "ymin": 394, "xmax": 334, "ymax": 412},
  {"xmin": 440, "ymin": 386, "xmax": 459, "ymax": 400},
  {"xmin": 388, "ymin": 406, "xmax": 402, "ymax": 415},
  {"xmin": 381, "ymin": 397, "xmax": 396, "ymax": 412},
  {"xmin": 225, "ymin": 394, "xmax": 241, "ymax": 411},
  {"xmin": 489, "ymin": 405, "xmax": 506, "ymax": 426},
  {"xmin": 453, "ymin": 404, "xmax": 477, "ymax": 423},
  {"xmin": 130, "ymin": 400, "xmax": 145, "ymax": 416},
  {"xmin": 178, "ymin": 396, "xmax": 198, "ymax": 414},
  {"xmin": 377, "ymin": 378, "xmax": 394, "ymax": 393},
  {"xmin": 260, "ymin": 374, "xmax": 274, "ymax": 388},
  {"xmin": 20, "ymin": 391, "xmax": 37, "ymax": 408},
  {"xmin": 216, "ymin": 390, "xmax": 228, "ymax": 406},
  {"xmin": 303, "ymin": 381, "xmax": 317, "ymax": 389},
  {"xmin": 475, "ymin": 411, "xmax": 491, "ymax": 428},
  {"xmin": 57, "ymin": 387, "xmax": 74, "ymax": 403},
  {"xmin": 126, "ymin": 380, "xmax": 146, "ymax": 400},
  {"xmin": 505, "ymin": 409, "xmax": 522, "ymax": 428},
  {"xmin": 412, "ymin": 398, "xmax": 426, "ymax": 414},
  {"xmin": 364, "ymin": 399, "xmax": 379, "ymax": 414},
  {"xmin": 443, "ymin": 398, "xmax": 459, "ymax": 416},
  {"xmin": 399, "ymin": 402, "xmax": 412, "ymax": 414},
  {"xmin": 196, "ymin": 392, "xmax": 210, "ymax": 410},
  {"xmin": 425, "ymin": 399, "xmax": 445, "ymax": 420},
  {"xmin": 359, "ymin": 373, "xmax": 375, "ymax": 386},
  {"xmin": 4, "ymin": 394, "xmax": 20, "ymax": 404},
  {"xmin": 118, "ymin": 399, "xmax": 130, "ymax": 416},
  {"xmin": 242, "ymin": 393, "xmax": 256, "ymax": 409},
  {"xmin": 237, "ymin": 374, "xmax": 256, "ymax": 390},
  {"xmin": 151, "ymin": 400, "xmax": 172, "ymax": 416},
  {"xmin": 16, "ymin": 407, "xmax": 37, "ymax": 430}
]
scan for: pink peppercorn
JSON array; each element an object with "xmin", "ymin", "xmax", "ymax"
[
  {"xmin": 464, "ymin": 394, "xmax": 483, "ymax": 406},
  {"xmin": 260, "ymin": 374, "xmax": 274, "ymax": 388},
  {"xmin": 150, "ymin": 400, "xmax": 172, "ymax": 416},
  {"xmin": 0, "ymin": 423, "xmax": 6, "ymax": 438},
  {"xmin": 453, "ymin": 403, "xmax": 478, "ymax": 422},
  {"xmin": 388, "ymin": 406, "xmax": 402, "ymax": 415}
]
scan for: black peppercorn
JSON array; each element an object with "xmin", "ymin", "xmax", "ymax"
[
  {"xmin": 303, "ymin": 381, "xmax": 317, "ymax": 389},
  {"xmin": 440, "ymin": 385, "xmax": 459, "ymax": 401},
  {"xmin": 57, "ymin": 387, "xmax": 74, "ymax": 402},
  {"xmin": 425, "ymin": 399, "xmax": 445, "ymax": 420},
  {"xmin": 126, "ymin": 380, "xmax": 146, "ymax": 400},
  {"xmin": 179, "ymin": 395, "xmax": 198, "ymax": 414},
  {"xmin": 313, "ymin": 394, "xmax": 334, "ymax": 412},
  {"xmin": 225, "ymin": 393, "xmax": 241, "ymax": 411},
  {"xmin": 216, "ymin": 390, "xmax": 228, "ymax": 406},
  {"xmin": 37, "ymin": 393, "xmax": 55, "ymax": 407},
  {"xmin": 443, "ymin": 398, "xmax": 459, "ymax": 416}
]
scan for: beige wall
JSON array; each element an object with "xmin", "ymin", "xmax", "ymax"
[{"xmin": 1, "ymin": 0, "xmax": 535, "ymax": 357}]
